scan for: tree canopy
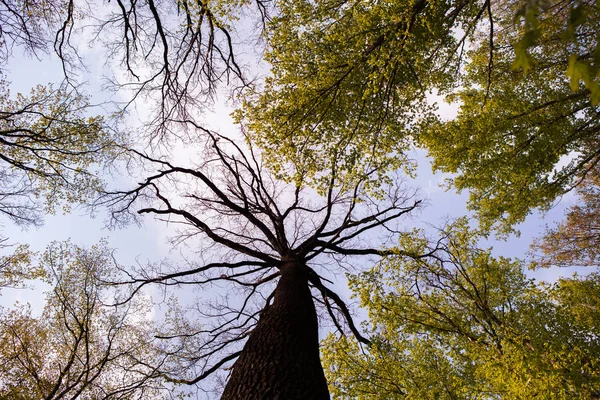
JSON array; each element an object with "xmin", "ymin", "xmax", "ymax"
[
  {"xmin": 531, "ymin": 163, "xmax": 600, "ymax": 268},
  {"xmin": 235, "ymin": 0, "xmax": 600, "ymax": 230},
  {"xmin": 420, "ymin": 0, "xmax": 600, "ymax": 231},
  {"xmin": 0, "ymin": 240, "xmax": 169, "ymax": 399},
  {"xmin": 0, "ymin": 80, "xmax": 123, "ymax": 225},
  {"xmin": 237, "ymin": 0, "xmax": 480, "ymax": 188},
  {"xmin": 1, "ymin": 0, "xmax": 600, "ymax": 398},
  {"xmin": 94, "ymin": 129, "xmax": 422, "ymax": 395},
  {"xmin": 322, "ymin": 220, "xmax": 600, "ymax": 399}
]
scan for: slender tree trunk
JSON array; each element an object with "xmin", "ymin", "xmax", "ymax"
[{"xmin": 221, "ymin": 260, "xmax": 330, "ymax": 399}]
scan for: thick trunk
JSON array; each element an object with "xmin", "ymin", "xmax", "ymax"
[{"xmin": 221, "ymin": 261, "xmax": 330, "ymax": 400}]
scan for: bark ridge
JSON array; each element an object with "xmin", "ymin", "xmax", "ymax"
[{"xmin": 221, "ymin": 262, "xmax": 330, "ymax": 400}]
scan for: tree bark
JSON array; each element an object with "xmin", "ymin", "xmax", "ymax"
[{"xmin": 221, "ymin": 261, "xmax": 330, "ymax": 400}]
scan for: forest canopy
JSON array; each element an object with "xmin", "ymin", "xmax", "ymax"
[
  {"xmin": 240, "ymin": 0, "xmax": 600, "ymax": 231},
  {"xmin": 0, "ymin": 0, "xmax": 599, "ymax": 398},
  {"xmin": 322, "ymin": 220, "xmax": 600, "ymax": 399}
]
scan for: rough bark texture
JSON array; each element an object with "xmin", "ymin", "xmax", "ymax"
[{"xmin": 221, "ymin": 261, "xmax": 330, "ymax": 400}]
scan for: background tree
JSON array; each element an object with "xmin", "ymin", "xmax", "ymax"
[
  {"xmin": 0, "ymin": 240, "xmax": 171, "ymax": 399},
  {"xmin": 0, "ymin": 0, "xmax": 273, "ymax": 142},
  {"xmin": 531, "ymin": 163, "xmax": 600, "ymax": 268},
  {"xmin": 322, "ymin": 219, "xmax": 600, "ymax": 399},
  {"xmin": 0, "ymin": 0, "xmax": 123, "ymax": 227},
  {"xmin": 0, "ymin": 78, "xmax": 124, "ymax": 296},
  {"xmin": 0, "ymin": 0, "xmax": 63, "ymax": 63},
  {"xmin": 96, "ymin": 129, "xmax": 422, "ymax": 397},
  {"xmin": 0, "ymin": 79, "xmax": 125, "ymax": 227},
  {"xmin": 236, "ymin": 0, "xmax": 486, "ymax": 188},
  {"xmin": 232, "ymin": 0, "xmax": 600, "ymax": 233},
  {"xmin": 0, "ymin": 239, "xmax": 39, "ymax": 289},
  {"xmin": 420, "ymin": 0, "xmax": 600, "ymax": 231}
]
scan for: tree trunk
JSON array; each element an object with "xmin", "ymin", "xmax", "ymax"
[{"xmin": 221, "ymin": 261, "xmax": 330, "ymax": 400}]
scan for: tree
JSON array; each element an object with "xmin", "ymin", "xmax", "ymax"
[
  {"xmin": 0, "ymin": 239, "xmax": 39, "ymax": 289},
  {"xmin": 233, "ymin": 0, "xmax": 600, "ymax": 232},
  {"xmin": 0, "ymin": 240, "xmax": 171, "ymax": 399},
  {"xmin": 419, "ymin": 0, "xmax": 600, "ymax": 231},
  {"xmin": 0, "ymin": 79, "xmax": 124, "ymax": 296},
  {"xmin": 0, "ymin": 79, "xmax": 124, "ymax": 228},
  {"xmin": 531, "ymin": 163, "xmax": 600, "ymax": 268},
  {"xmin": 236, "ymin": 0, "xmax": 486, "ymax": 188},
  {"xmin": 2, "ymin": 0, "xmax": 596, "ymax": 231},
  {"xmin": 322, "ymin": 219, "xmax": 600, "ymax": 399},
  {"xmin": 511, "ymin": 0, "xmax": 600, "ymax": 103},
  {"xmin": 0, "ymin": 0, "xmax": 277, "ymax": 226},
  {"xmin": 2, "ymin": 2, "xmax": 432, "ymax": 395},
  {"xmin": 96, "ymin": 129, "xmax": 422, "ymax": 398},
  {"xmin": 0, "ymin": 0, "xmax": 270, "ymax": 142},
  {"xmin": 7, "ymin": 0, "xmax": 600, "ymax": 397},
  {"xmin": 0, "ymin": 0, "xmax": 63, "ymax": 63},
  {"xmin": 0, "ymin": 75, "xmax": 125, "ymax": 337}
]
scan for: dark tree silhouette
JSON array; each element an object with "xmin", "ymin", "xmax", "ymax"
[
  {"xmin": 97, "ymin": 128, "xmax": 421, "ymax": 398},
  {"xmin": 0, "ymin": 0, "xmax": 271, "ymax": 230},
  {"xmin": 0, "ymin": 0, "xmax": 270, "ymax": 142}
]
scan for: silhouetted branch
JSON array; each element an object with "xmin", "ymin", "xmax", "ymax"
[{"xmin": 96, "ymin": 126, "xmax": 424, "ymax": 386}]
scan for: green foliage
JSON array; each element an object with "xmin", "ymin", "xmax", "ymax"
[
  {"xmin": 512, "ymin": 1, "xmax": 600, "ymax": 104},
  {"xmin": 531, "ymin": 163, "xmax": 600, "ymax": 267},
  {"xmin": 0, "ymin": 241, "xmax": 40, "ymax": 289},
  {"xmin": 0, "ymin": 240, "xmax": 170, "ymax": 399},
  {"xmin": 236, "ymin": 0, "xmax": 484, "ymax": 190},
  {"xmin": 0, "ymin": 79, "xmax": 126, "ymax": 222},
  {"xmin": 419, "ymin": 0, "xmax": 600, "ymax": 232},
  {"xmin": 237, "ymin": 0, "xmax": 600, "ymax": 232},
  {"xmin": 322, "ymin": 220, "xmax": 600, "ymax": 399}
]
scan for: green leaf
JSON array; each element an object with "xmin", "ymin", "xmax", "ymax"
[
  {"xmin": 512, "ymin": 43, "xmax": 534, "ymax": 73},
  {"xmin": 567, "ymin": 54, "xmax": 588, "ymax": 91},
  {"xmin": 566, "ymin": 5, "xmax": 587, "ymax": 39}
]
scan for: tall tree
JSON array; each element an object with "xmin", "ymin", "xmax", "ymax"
[
  {"xmin": 322, "ymin": 219, "xmax": 600, "ymax": 399},
  {"xmin": 97, "ymin": 129, "xmax": 422, "ymax": 397},
  {"xmin": 234, "ymin": 0, "xmax": 600, "ymax": 232},
  {"xmin": 0, "ymin": 240, "xmax": 170, "ymax": 399}
]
